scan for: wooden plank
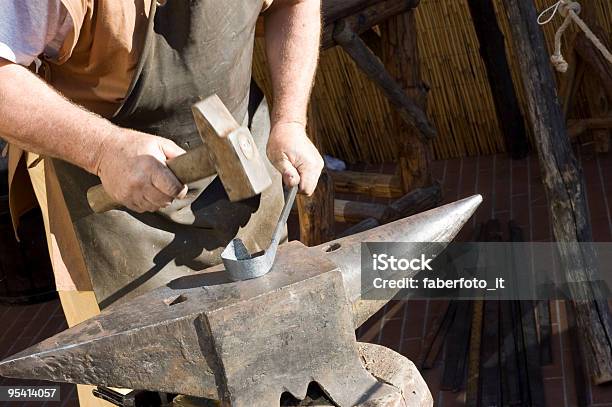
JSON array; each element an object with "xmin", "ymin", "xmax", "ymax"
[
  {"xmin": 331, "ymin": 170, "xmax": 404, "ymax": 199},
  {"xmin": 334, "ymin": 199, "xmax": 387, "ymax": 223},
  {"xmin": 465, "ymin": 299, "xmax": 483, "ymax": 407},
  {"xmin": 500, "ymin": 300, "xmax": 523, "ymax": 405},
  {"xmin": 519, "ymin": 300, "xmax": 546, "ymax": 407},
  {"xmin": 479, "ymin": 300, "xmax": 501, "ymax": 407},
  {"xmin": 465, "ymin": 223, "xmax": 485, "ymax": 407},
  {"xmin": 512, "ymin": 300, "xmax": 531, "ymax": 405},
  {"xmin": 380, "ymin": 184, "xmax": 441, "ymax": 222},
  {"xmin": 567, "ymin": 117, "xmax": 612, "ymax": 139},
  {"xmin": 340, "ymin": 184, "xmax": 442, "ymax": 236},
  {"xmin": 478, "ymin": 220, "xmax": 503, "ymax": 406},
  {"xmin": 298, "ymin": 171, "xmax": 335, "ymax": 246},
  {"xmin": 534, "ymin": 245, "xmax": 552, "ymax": 367},
  {"xmin": 501, "ymin": 0, "xmax": 612, "ymax": 384},
  {"xmin": 339, "ymin": 218, "xmax": 381, "ymax": 238},
  {"xmin": 510, "ymin": 223, "xmax": 546, "ymax": 406},
  {"xmin": 421, "ymin": 301, "xmax": 457, "ymax": 369},
  {"xmin": 536, "ymin": 298, "xmax": 552, "ymax": 365},
  {"xmin": 566, "ymin": 301, "xmax": 591, "ymax": 407},
  {"xmin": 441, "ymin": 300, "xmax": 472, "ymax": 391}
]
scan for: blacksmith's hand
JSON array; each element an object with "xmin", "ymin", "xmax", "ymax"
[
  {"xmin": 266, "ymin": 122, "xmax": 324, "ymax": 196},
  {"xmin": 94, "ymin": 130, "xmax": 188, "ymax": 213}
]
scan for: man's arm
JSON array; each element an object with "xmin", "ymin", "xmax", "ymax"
[
  {"xmin": 264, "ymin": 0, "xmax": 324, "ymax": 196},
  {"xmin": 0, "ymin": 59, "xmax": 186, "ymax": 212}
]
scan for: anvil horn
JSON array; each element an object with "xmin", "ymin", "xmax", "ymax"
[{"xmin": 0, "ymin": 195, "xmax": 481, "ymax": 402}]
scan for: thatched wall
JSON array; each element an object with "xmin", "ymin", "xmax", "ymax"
[{"xmin": 253, "ymin": 0, "xmax": 611, "ymax": 162}]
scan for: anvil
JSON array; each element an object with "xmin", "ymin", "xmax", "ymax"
[{"xmin": 0, "ymin": 195, "xmax": 481, "ymax": 406}]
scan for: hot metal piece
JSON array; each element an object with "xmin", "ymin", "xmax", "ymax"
[
  {"xmin": 0, "ymin": 195, "xmax": 482, "ymax": 406},
  {"xmin": 222, "ymin": 186, "xmax": 298, "ymax": 281}
]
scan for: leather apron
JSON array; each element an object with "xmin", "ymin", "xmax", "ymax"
[{"xmin": 51, "ymin": 0, "xmax": 283, "ymax": 308}]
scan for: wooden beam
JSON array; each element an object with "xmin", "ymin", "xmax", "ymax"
[
  {"xmin": 578, "ymin": 30, "xmax": 611, "ymax": 153},
  {"xmin": 334, "ymin": 199, "xmax": 387, "ymax": 223},
  {"xmin": 381, "ymin": 8, "xmax": 433, "ymax": 192},
  {"xmin": 574, "ymin": 30, "xmax": 612, "ymax": 102},
  {"xmin": 330, "ymin": 170, "xmax": 404, "ymax": 199},
  {"xmin": 333, "ymin": 20, "xmax": 436, "ymax": 140},
  {"xmin": 320, "ymin": 0, "xmax": 419, "ymax": 50},
  {"xmin": 340, "ymin": 184, "xmax": 441, "ymax": 236},
  {"xmin": 568, "ymin": 117, "xmax": 612, "ymax": 139},
  {"xmin": 501, "ymin": 0, "xmax": 612, "ymax": 384},
  {"xmin": 322, "ymin": 0, "xmax": 383, "ymax": 23}
]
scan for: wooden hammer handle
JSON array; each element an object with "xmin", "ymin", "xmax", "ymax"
[
  {"xmin": 86, "ymin": 185, "xmax": 122, "ymax": 213},
  {"xmin": 87, "ymin": 145, "xmax": 215, "ymax": 213}
]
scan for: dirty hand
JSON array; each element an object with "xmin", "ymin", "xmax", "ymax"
[
  {"xmin": 94, "ymin": 130, "xmax": 188, "ymax": 213},
  {"xmin": 266, "ymin": 122, "xmax": 324, "ymax": 196}
]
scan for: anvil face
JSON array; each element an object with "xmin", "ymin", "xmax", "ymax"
[{"xmin": 0, "ymin": 195, "xmax": 482, "ymax": 404}]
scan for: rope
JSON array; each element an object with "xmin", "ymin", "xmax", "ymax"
[{"xmin": 537, "ymin": 0, "xmax": 612, "ymax": 73}]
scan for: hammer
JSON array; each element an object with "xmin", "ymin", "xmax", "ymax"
[{"xmin": 87, "ymin": 94, "xmax": 272, "ymax": 213}]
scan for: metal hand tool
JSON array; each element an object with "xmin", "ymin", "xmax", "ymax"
[
  {"xmin": 87, "ymin": 94, "xmax": 272, "ymax": 213},
  {"xmin": 222, "ymin": 185, "xmax": 298, "ymax": 281}
]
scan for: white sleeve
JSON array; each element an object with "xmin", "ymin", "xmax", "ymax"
[{"xmin": 0, "ymin": 0, "xmax": 72, "ymax": 66}]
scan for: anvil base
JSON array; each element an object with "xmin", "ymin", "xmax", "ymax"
[{"xmin": 172, "ymin": 343, "xmax": 433, "ymax": 407}]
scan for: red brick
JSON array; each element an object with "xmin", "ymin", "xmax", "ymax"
[
  {"xmin": 438, "ymin": 390, "xmax": 466, "ymax": 407},
  {"xmin": 590, "ymin": 380, "xmax": 612, "ymax": 404},
  {"xmin": 458, "ymin": 158, "xmax": 478, "ymax": 197},
  {"xmin": 378, "ymin": 318, "xmax": 404, "ymax": 350},
  {"xmin": 562, "ymin": 349, "xmax": 581, "ymax": 407},
  {"xmin": 543, "ymin": 377, "xmax": 567, "ymax": 407},
  {"xmin": 427, "ymin": 300, "xmax": 450, "ymax": 317},
  {"xmin": 531, "ymin": 205, "xmax": 552, "ymax": 241},
  {"xmin": 400, "ymin": 338, "xmax": 422, "ymax": 362},
  {"xmin": 541, "ymin": 321, "xmax": 564, "ymax": 379},
  {"xmin": 430, "ymin": 160, "xmax": 446, "ymax": 180},
  {"xmin": 358, "ymin": 317, "xmax": 384, "ymax": 343}
]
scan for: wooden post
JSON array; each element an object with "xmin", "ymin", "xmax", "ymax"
[
  {"xmin": 466, "ymin": 0, "xmax": 529, "ymax": 159},
  {"xmin": 297, "ymin": 102, "xmax": 335, "ymax": 246},
  {"xmin": 501, "ymin": 0, "xmax": 612, "ymax": 384},
  {"xmin": 380, "ymin": 9, "xmax": 433, "ymax": 191}
]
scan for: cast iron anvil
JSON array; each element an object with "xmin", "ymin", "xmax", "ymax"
[{"xmin": 0, "ymin": 195, "xmax": 481, "ymax": 406}]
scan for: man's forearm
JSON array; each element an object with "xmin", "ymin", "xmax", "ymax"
[
  {"xmin": 264, "ymin": 0, "xmax": 321, "ymax": 127},
  {"xmin": 0, "ymin": 59, "xmax": 117, "ymax": 174}
]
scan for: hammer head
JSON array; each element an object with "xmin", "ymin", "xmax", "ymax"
[{"xmin": 192, "ymin": 95, "xmax": 272, "ymax": 201}]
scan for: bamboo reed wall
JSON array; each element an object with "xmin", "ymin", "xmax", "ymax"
[{"xmin": 253, "ymin": 0, "xmax": 611, "ymax": 162}]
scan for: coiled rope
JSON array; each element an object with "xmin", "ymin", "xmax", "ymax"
[{"xmin": 537, "ymin": 0, "xmax": 612, "ymax": 73}]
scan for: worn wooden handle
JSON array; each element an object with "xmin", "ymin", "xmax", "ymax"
[
  {"xmin": 87, "ymin": 145, "xmax": 216, "ymax": 214},
  {"xmin": 87, "ymin": 185, "xmax": 121, "ymax": 213}
]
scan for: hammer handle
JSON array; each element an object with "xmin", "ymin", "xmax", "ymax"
[{"xmin": 87, "ymin": 145, "xmax": 215, "ymax": 213}]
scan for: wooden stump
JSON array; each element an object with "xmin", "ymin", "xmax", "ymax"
[
  {"xmin": 297, "ymin": 169, "xmax": 335, "ymax": 246},
  {"xmin": 297, "ymin": 102, "xmax": 335, "ymax": 246}
]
